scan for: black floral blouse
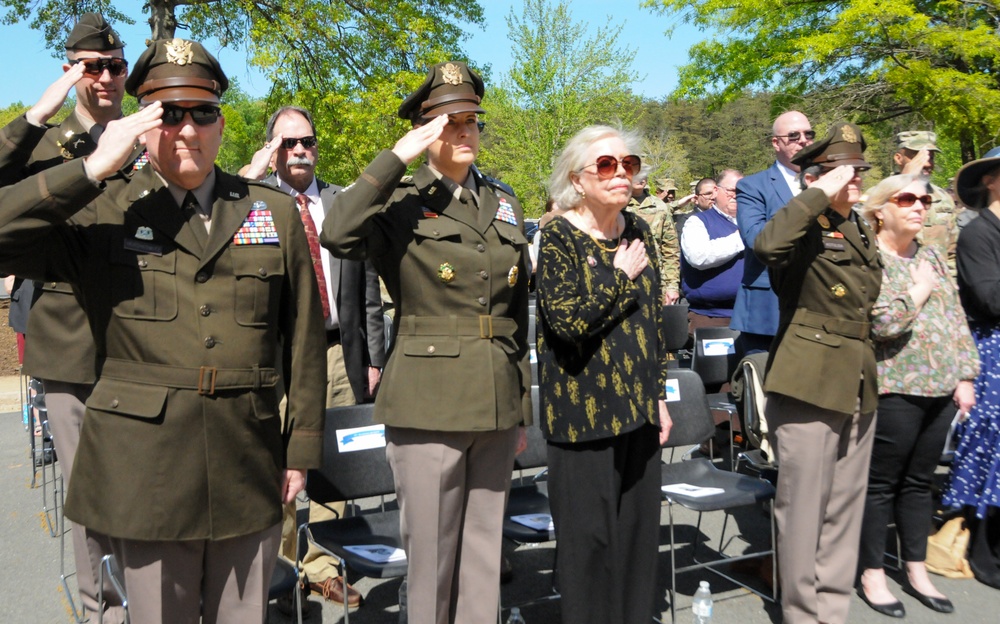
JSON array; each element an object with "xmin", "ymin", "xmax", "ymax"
[{"xmin": 536, "ymin": 212, "xmax": 666, "ymax": 443}]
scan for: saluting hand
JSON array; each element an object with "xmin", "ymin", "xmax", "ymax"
[
  {"xmin": 26, "ymin": 63, "xmax": 87, "ymax": 127},
  {"xmin": 613, "ymin": 238, "xmax": 648, "ymax": 281},
  {"xmin": 810, "ymin": 164, "xmax": 857, "ymax": 199},
  {"xmin": 239, "ymin": 133, "xmax": 284, "ymax": 180},
  {"xmin": 391, "ymin": 115, "xmax": 448, "ymax": 165},
  {"xmin": 901, "ymin": 148, "xmax": 931, "ymax": 176},
  {"xmin": 83, "ymin": 102, "xmax": 163, "ymax": 182}
]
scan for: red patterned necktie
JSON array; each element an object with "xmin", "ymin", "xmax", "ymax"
[{"xmin": 296, "ymin": 194, "xmax": 331, "ymax": 319}]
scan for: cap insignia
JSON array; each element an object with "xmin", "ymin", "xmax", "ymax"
[
  {"xmin": 165, "ymin": 39, "xmax": 194, "ymax": 66},
  {"xmin": 841, "ymin": 125, "xmax": 858, "ymax": 144},
  {"xmin": 441, "ymin": 63, "xmax": 463, "ymax": 86}
]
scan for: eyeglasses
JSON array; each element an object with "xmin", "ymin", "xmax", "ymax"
[
  {"xmin": 889, "ymin": 192, "xmax": 933, "ymax": 208},
  {"xmin": 577, "ymin": 154, "xmax": 642, "ymax": 178},
  {"xmin": 774, "ymin": 130, "xmax": 816, "ymax": 143},
  {"xmin": 697, "ymin": 189, "xmax": 715, "ymax": 197},
  {"xmin": 280, "ymin": 136, "xmax": 318, "ymax": 149},
  {"xmin": 70, "ymin": 57, "xmax": 129, "ymax": 77},
  {"xmin": 160, "ymin": 104, "xmax": 222, "ymax": 127}
]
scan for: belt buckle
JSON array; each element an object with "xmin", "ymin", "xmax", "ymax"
[
  {"xmin": 478, "ymin": 315, "xmax": 494, "ymax": 339},
  {"xmin": 198, "ymin": 366, "xmax": 217, "ymax": 395}
]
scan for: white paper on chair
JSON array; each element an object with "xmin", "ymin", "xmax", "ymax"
[
  {"xmin": 336, "ymin": 424, "xmax": 386, "ymax": 453},
  {"xmin": 511, "ymin": 513, "xmax": 555, "ymax": 531},
  {"xmin": 343, "ymin": 544, "xmax": 407, "ymax": 563},
  {"xmin": 665, "ymin": 379, "xmax": 680, "ymax": 402},
  {"xmin": 702, "ymin": 337, "xmax": 735, "ymax": 356},
  {"xmin": 661, "ymin": 483, "xmax": 725, "ymax": 497}
]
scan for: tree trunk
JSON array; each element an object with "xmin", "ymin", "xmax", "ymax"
[{"xmin": 147, "ymin": 0, "xmax": 179, "ymax": 42}]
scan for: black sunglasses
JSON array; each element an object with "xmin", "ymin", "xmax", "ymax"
[
  {"xmin": 70, "ymin": 57, "xmax": 129, "ymax": 77},
  {"xmin": 890, "ymin": 192, "xmax": 933, "ymax": 208},
  {"xmin": 160, "ymin": 104, "xmax": 222, "ymax": 127},
  {"xmin": 774, "ymin": 130, "xmax": 816, "ymax": 142},
  {"xmin": 578, "ymin": 154, "xmax": 642, "ymax": 178},
  {"xmin": 280, "ymin": 136, "xmax": 318, "ymax": 149}
]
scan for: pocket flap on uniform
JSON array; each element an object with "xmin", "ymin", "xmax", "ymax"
[
  {"xmin": 494, "ymin": 222, "xmax": 529, "ymax": 246},
  {"xmin": 402, "ymin": 337, "xmax": 460, "ymax": 357},
  {"xmin": 231, "ymin": 248, "xmax": 285, "ymax": 278},
  {"xmin": 792, "ymin": 327, "xmax": 842, "ymax": 347},
  {"xmin": 86, "ymin": 379, "xmax": 168, "ymax": 419},
  {"xmin": 412, "ymin": 218, "xmax": 462, "ymax": 241}
]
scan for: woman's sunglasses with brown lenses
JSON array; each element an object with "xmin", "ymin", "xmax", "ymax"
[{"xmin": 577, "ymin": 154, "xmax": 642, "ymax": 178}]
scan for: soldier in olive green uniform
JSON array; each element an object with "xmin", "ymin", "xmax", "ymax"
[
  {"xmin": 0, "ymin": 39, "xmax": 325, "ymax": 624},
  {"xmin": 628, "ymin": 170, "xmax": 680, "ymax": 303},
  {"xmin": 321, "ymin": 61, "xmax": 531, "ymax": 624},
  {"xmin": 892, "ymin": 130, "xmax": 962, "ymax": 275},
  {"xmin": 755, "ymin": 123, "xmax": 881, "ymax": 624},
  {"xmin": 0, "ymin": 14, "xmax": 142, "ymax": 621}
]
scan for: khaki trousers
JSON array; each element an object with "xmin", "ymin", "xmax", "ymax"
[
  {"xmin": 386, "ymin": 425, "xmax": 518, "ymax": 624},
  {"xmin": 280, "ymin": 341, "xmax": 353, "ymax": 580},
  {"xmin": 766, "ymin": 393, "xmax": 875, "ymax": 624},
  {"xmin": 110, "ymin": 523, "xmax": 281, "ymax": 624},
  {"xmin": 45, "ymin": 381, "xmax": 125, "ymax": 623}
]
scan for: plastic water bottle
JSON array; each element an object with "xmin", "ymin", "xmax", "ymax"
[
  {"xmin": 505, "ymin": 606, "xmax": 527, "ymax": 624},
  {"xmin": 692, "ymin": 580, "xmax": 713, "ymax": 623},
  {"xmin": 398, "ymin": 578, "xmax": 407, "ymax": 624}
]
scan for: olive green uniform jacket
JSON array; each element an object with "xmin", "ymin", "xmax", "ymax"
[
  {"xmin": 321, "ymin": 150, "xmax": 532, "ymax": 431},
  {"xmin": 0, "ymin": 112, "xmax": 144, "ymax": 384},
  {"xmin": 627, "ymin": 193, "xmax": 680, "ymax": 299},
  {"xmin": 0, "ymin": 161, "xmax": 326, "ymax": 541},
  {"xmin": 754, "ymin": 187, "xmax": 882, "ymax": 415}
]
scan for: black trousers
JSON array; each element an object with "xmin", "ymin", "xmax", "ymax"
[
  {"xmin": 858, "ymin": 393, "xmax": 955, "ymax": 570},
  {"xmin": 969, "ymin": 507, "xmax": 1000, "ymax": 588},
  {"xmin": 547, "ymin": 424, "xmax": 662, "ymax": 624}
]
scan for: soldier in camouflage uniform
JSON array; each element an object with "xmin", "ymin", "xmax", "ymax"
[
  {"xmin": 629, "ymin": 170, "xmax": 680, "ymax": 302},
  {"xmin": 893, "ymin": 131, "xmax": 962, "ymax": 276}
]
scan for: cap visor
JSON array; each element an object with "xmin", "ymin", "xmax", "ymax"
[{"xmin": 140, "ymin": 87, "xmax": 220, "ymax": 105}]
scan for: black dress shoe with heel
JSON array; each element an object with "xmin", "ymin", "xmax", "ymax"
[
  {"xmin": 901, "ymin": 581, "xmax": 954, "ymax": 614},
  {"xmin": 856, "ymin": 586, "xmax": 906, "ymax": 618}
]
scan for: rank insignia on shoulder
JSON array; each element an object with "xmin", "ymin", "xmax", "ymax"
[
  {"xmin": 508, "ymin": 265, "xmax": 519, "ymax": 287},
  {"xmin": 830, "ymin": 283, "xmax": 847, "ymax": 298},
  {"xmin": 817, "ymin": 215, "xmax": 831, "ymax": 229},
  {"xmin": 233, "ymin": 207, "xmax": 280, "ymax": 245},
  {"xmin": 135, "ymin": 226, "xmax": 154, "ymax": 241},
  {"xmin": 439, "ymin": 262, "xmax": 456, "ymax": 283},
  {"xmin": 494, "ymin": 198, "xmax": 518, "ymax": 226}
]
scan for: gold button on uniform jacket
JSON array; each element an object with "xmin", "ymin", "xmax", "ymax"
[{"xmin": 0, "ymin": 161, "xmax": 326, "ymax": 541}]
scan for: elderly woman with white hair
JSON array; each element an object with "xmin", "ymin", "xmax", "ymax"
[
  {"xmin": 854, "ymin": 174, "xmax": 978, "ymax": 617},
  {"xmin": 535, "ymin": 125, "xmax": 672, "ymax": 624}
]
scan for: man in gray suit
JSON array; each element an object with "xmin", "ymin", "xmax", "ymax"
[{"xmin": 242, "ymin": 105, "xmax": 385, "ymax": 609}]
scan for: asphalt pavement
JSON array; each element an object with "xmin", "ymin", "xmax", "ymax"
[{"xmin": 2, "ymin": 382, "xmax": 999, "ymax": 623}]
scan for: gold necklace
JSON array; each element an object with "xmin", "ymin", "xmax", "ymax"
[{"xmin": 589, "ymin": 234, "xmax": 621, "ymax": 253}]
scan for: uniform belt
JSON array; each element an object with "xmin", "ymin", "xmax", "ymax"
[
  {"xmin": 397, "ymin": 315, "xmax": 517, "ymax": 339},
  {"xmin": 101, "ymin": 358, "xmax": 279, "ymax": 396},
  {"xmin": 791, "ymin": 309, "xmax": 870, "ymax": 340}
]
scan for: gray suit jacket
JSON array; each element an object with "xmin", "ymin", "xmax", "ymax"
[{"xmin": 267, "ymin": 175, "xmax": 385, "ymax": 403}]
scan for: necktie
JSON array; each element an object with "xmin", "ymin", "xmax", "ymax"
[
  {"xmin": 296, "ymin": 194, "xmax": 332, "ymax": 319},
  {"xmin": 183, "ymin": 191, "xmax": 209, "ymax": 246}
]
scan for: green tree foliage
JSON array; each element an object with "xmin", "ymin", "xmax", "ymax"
[
  {"xmin": 478, "ymin": 0, "xmax": 642, "ymax": 215},
  {"xmin": 643, "ymin": 0, "xmax": 1000, "ymax": 161}
]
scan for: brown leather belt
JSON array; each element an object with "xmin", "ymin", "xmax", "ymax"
[
  {"xmin": 397, "ymin": 315, "xmax": 517, "ymax": 339},
  {"xmin": 100, "ymin": 358, "xmax": 278, "ymax": 396}
]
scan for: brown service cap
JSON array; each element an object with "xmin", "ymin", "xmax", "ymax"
[
  {"xmin": 896, "ymin": 130, "xmax": 940, "ymax": 152},
  {"xmin": 125, "ymin": 38, "xmax": 228, "ymax": 104},
  {"xmin": 656, "ymin": 178, "xmax": 677, "ymax": 192},
  {"xmin": 65, "ymin": 13, "xmax": 124, "ymax": 51},
  {"xmin": 791, "ymin": 121, "xmax": 871, "ymax": 169},
  {"xmin": 398, "ymin": 61, "xmax": 486, "ymax": 122}
]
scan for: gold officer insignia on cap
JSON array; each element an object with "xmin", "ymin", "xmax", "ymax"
[
  {"xmin": 165, "ymin": 39, "xmax": 194, "ymax": 66},
  {"xmin": 508, "ymin": 266, "xmax": 519, "ymax": 287},
  {"xmin": 817, "ymin": 215, "xmax": 831, "ymax": 229},
  {"xmin": 441, "ymin": 63, "xmax": 463, "ymax": 86},
  {"xmin": 831, "ymin": 283, "xmax": 847, "ymax": 298},
  {"xmin": 841, "ymin": 125, "xmax": 858, "ymax": 144},
  {"xmin": 439, "ymin": 262, "xmax": 456, "ymax": 283}
]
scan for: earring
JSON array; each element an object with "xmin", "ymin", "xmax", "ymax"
[
  {"xmin": 877, "ymin": 217, "xmax": 883, "ymax": 229},
  {"xmin": 580, "ymin": 190, "xmax": 586, "ymax": 199}
]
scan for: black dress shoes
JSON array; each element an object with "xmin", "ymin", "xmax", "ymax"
[
  {"xmin": 901, "ymin": 582, "xmax": 954, "ymax": 614},
  {"xmin": 857, "ymin": 586, "xmax": 906, "ymax": 618}
]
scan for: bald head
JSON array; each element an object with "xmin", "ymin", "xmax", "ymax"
[{"xmin": 771, "ymin": 111, "xmax": 813, "ymax": 171}]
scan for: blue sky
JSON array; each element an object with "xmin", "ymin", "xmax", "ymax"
[{"xmin": 1, "ymin": 0, "xmax": 700, "ymax": 107}]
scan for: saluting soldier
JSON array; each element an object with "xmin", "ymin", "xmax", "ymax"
[
  {"xmin": 0, "ymin": 13, "xmax": 142, "ymax": 621},
  {"xmin": 0, "ymin": 38, "xmax": 326, "ymax": 624},
  {"xmin": 755, "ymin": 123, "xmax": 882, "ymax": 624},
  {"xmin": 321, "ymin": 61, "xmax": 531, "ymax": 623}
]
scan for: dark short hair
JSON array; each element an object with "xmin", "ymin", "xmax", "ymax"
[
  {"xmin": 695, "ymin": 177, "xmax": 715, "ymax": 195},
  {"xmin": 266, "ymin": 106, "xmax": 316, "ymax": 142}
]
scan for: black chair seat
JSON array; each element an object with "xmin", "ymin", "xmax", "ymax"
[
  {"xmin": 306, "ymin": 509, "xmax": 407, "ymax": 579},
  {"xmin": 503, "ymin": 481, "xmax": 555, "ymax": 542},
  {"xmin": 268, "ymin": 558, "xmax": 298, "ymax": 600},
  {"xmin": 662, "ymin": 458, "xmax": 775, "ymax": 512}
]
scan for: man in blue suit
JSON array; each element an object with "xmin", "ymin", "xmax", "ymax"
[{"xmin": 730, "ymin": 111, "xmax": 814, "ymax": 355}]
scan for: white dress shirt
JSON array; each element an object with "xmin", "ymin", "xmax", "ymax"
[
  {"xmin": 776, "ymin": 161, "xmax": 802, "ymax": 197},
  {"xmin": 680, "ymin": 205, "xmax": 745, "ymax": 269}
]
